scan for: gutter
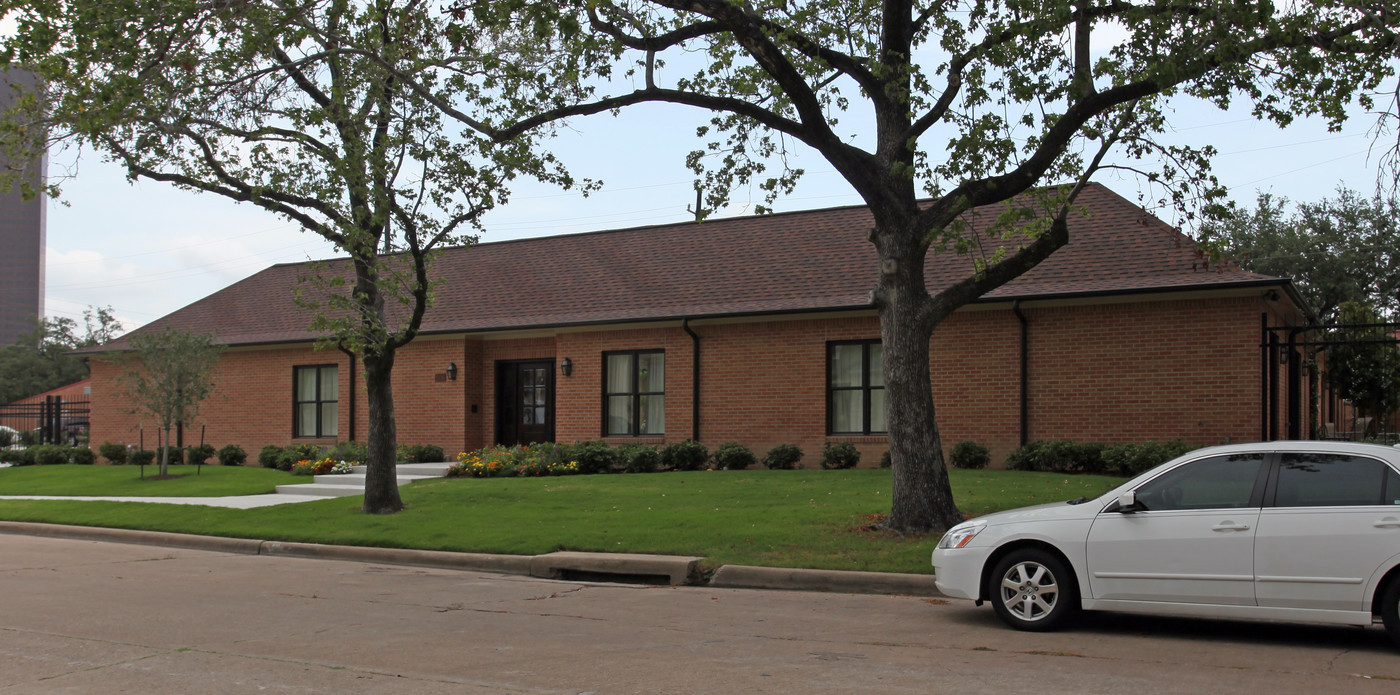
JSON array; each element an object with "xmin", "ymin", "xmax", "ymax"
[{"xmin": 681, "ymin": 317, "xmax": 701, "ymax": 441}]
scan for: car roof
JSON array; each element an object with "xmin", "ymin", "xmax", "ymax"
[{"xmin": 1184, "ymin": 440, "xmax": 1400, "ymax": 460}]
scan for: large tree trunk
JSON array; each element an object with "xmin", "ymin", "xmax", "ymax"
[
  {"xmin": 361, "ymin": 350, "xmax": 404, "ymax": 514},
  {"xmin": 874, "ymin": 219, "xmax": 965, "ymax": 534}
]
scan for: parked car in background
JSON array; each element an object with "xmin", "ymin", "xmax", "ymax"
[
  {"xmin": 59, "ymin": 417, "xmax": 88, "ymax": 447},
  {"xmin": 933, "ymin": 441, "xmax": 1400, "ymax": 647}
]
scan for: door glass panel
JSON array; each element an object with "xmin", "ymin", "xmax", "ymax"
[
  {"xmin": 1276, "ymin": 453, "xmax": 1385, "ymax": 507},
  {"xmin": 1134, "ymin": 454, "xmax": 1264, "ymax": 511},
  {"xmin": 1387, "ymin": 467, "xmax": 1400, "ymax": 505}
]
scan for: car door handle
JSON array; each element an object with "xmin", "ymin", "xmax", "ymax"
[
  {"xmin": 1212, "ymin": 521, "xmax": 1250, "ymax": 532},
  {"xmin": 1374, "ymin": 517, "xmax": 1400, "ymax": 529}
]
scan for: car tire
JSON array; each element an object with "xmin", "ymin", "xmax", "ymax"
[
  {"xmin": 1382, "ymin": 577, "xmax": 1400, "ymax": 649},
  {"xmin": 988, "ymin": 549, "xmax": 1078, "ymax": 632}
]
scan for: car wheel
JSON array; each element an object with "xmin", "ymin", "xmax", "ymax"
[
  {"xmin": 1382, "ymin": 577, "xmax": 1400, "ymax": 649},
  {"xmin": 988, "ymin": 549, "xmax": 1078, "ymax": 632}
]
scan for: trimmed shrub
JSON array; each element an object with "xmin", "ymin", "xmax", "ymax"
[
  {"xmin": 70, "ymin": 447, "xmax": 96, "ymax": 465},
  {"xmin": 187, "ymin": 444, "xmax": 216, "ymax": 465},
  {"xmin": 619, "ymin": 444, "xmax": 661, "ymax": 474},
  {"xmin": 32, "ymin": 444, "xmax": 70, "ymax": 466},
  {"xmin": 0, "ymin": 448, "xmax": 33, "ymax": 465},
  {"xmin": 711, "ymin": 441, "xmax": 756, "ymax": 470},
  {"xmin": 950, "ymin": 441, "xmax": 991, "ymax": 470},
  {"xmin": 0, "ymin": 429, "xmax": 11, "ymax": 447},
  {"xmin": 820, "ymin": 441, "xmax": 861, "ymax": 470},
  {"xmin": 661, "ymin": 439, "xmax": 708, "ymax": 471},
  {"xmin": 329, "ymin": 441, "xmax": 367, "ymax": 464},
  {"xmin": 258, "ymin": 445, "xmax": 283, "ymax": 469},
  {"xmin": 157, "ymin": 446, "xmax": 185, "ymax": 466},
  {"xmin": 1005, "ymin": 440, "xmax": 1105, "ymax": 474},
  {"xmin": 98, "ymin": 442, "xmax": 128, "ymax": 465},
  {"xmin": 1101, "ymin": 440, "xmax": 1198, "ymax": 477},
  {"xmin": 763, "ymin": 443, "xmax": 803, "ymax": 470},
  {"xmin": 129, "ymin": 449, "xmax": 156, "ymax": 466},
  {"xmin": 18, "ymin": 429, "xmax": 39, "ymax": 447},
  {"xmin": 216, "ymin": 444, "xmax": 247, "ymax": 466},
  {"xmin": 879, "ymin": 450, "xmax": 892, "ymax": 469},
  {"xmin": 571, "ymin": 440, "xmax": 620, "ymax": 475},
  {"xmin": 403, "ymin": 444, "xmax": 446, "ymax": 463}
]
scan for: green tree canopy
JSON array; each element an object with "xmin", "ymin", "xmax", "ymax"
[
  {"xmin": 0, "ymin": 307, "xmax": 121, "ymax": 404},
  {"xmin": 449, "ymin": 0, "xmax": 1400, "ymax": 531},
  {"xmin": 114, "ymin": 327, "xmax": 224, "ymax": 477},
  {"xmin": 1, "ymin": 0, "xmax": 580, "ymax": 512},
  {"xmin": 1198, "ymin": 188, "xmax": 1400, "ymax": 322},
  {"xmin": 1324, "ymin": 302, "xmax": 1400, "ymax": 425}
]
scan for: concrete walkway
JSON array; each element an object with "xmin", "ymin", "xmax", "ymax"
[{"xmin": 0, "ymin": 493, "xmax": 330, "ymax": 508}]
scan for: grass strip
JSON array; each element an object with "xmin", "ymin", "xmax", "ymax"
[{"xmin": 0, "ymin": 468, "xmax": 1121, "ymax": 574}]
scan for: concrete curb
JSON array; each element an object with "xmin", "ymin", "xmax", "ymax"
[
  {"xmin": 0, "ymin": 520, "xmax": 265, "ymax": 555},
  {"xmin": 709, "ymin": 565, "xmax": 942, "ymax": 596},
  {"xmin": 262, "ymin": 541, "xmax": 534, "ymax": 575},
  {"xmin": 0, "ymin": 521, "xmax": 943, "ymax": 597}
]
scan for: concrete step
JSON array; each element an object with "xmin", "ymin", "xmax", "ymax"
[
  {"xmin": 312, "ymin": 473, "xmax": 435, "ymax": 486},
  {"xmin": 274, "ymin": 461, "xmax": 454, "ymax": 498},
  {"xmin": 273, "ymin": 483, "xmax": 364, "ymax": 498},
  {"xmin": 349, "ymin": 462, "xmax": 454, "ymax": 476}
]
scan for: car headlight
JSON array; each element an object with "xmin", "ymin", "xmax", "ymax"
[{"xmin": 936, "ymin": 521, "xmax": 986, "ymax": 549}]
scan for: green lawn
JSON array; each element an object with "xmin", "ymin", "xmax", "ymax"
[
  {"xmin": 0, "ymin": 466, "xmax": 1121, "ymax": 574},
  {"xmin": 0, "ymin": 464, "xmax": 289, "ymax": 496}
]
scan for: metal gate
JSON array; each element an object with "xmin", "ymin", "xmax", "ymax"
[
  {"xmin": 1261, "ymin": 315, "xmax": 1400, "ymax": 441},
  {"xmin": 0, "ymin": 396, "xmax": 90, "ymax": 446}
]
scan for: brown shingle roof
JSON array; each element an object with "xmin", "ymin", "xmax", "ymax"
[{"xmin": 96, "ymin": 183, "xmax": 1280, "ymax": 350}]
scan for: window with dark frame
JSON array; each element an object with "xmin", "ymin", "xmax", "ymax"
[
  {"xmin": 293, "ymin": 364, "xmax": 339, "ymax": 438},
  {"xmin": 827, "ymin": 340, "xmax": 885, "ymax": 435},
  {"xmin": 603, "ymin": 350, "xmax": 665, "ymax": 436}
]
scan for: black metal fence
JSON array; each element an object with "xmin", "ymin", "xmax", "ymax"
[{"xmin": 0, "ymin": 396, "xmax": 90, "ymax": 446}]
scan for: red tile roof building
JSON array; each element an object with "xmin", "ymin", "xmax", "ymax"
[{"xmin": 85, "ymin": 184, "xmax": 1308, "ymax": 464}]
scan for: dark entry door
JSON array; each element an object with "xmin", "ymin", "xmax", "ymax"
[{"xmin": 495, "ymin": 360, "xmax": 554, "ymax": 446}]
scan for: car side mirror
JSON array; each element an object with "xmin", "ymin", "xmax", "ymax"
[{"xmin": 1114, "ymin": 491, "xmax": 1138, "ymax": 513}]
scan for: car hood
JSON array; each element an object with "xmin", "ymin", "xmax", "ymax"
[{"xmin": 971, "ymin": 498, "xmax": 1106, "ymax": 527}]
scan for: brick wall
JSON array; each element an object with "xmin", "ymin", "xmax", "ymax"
[{"xmin": 87, "ymin": 292, "xmax": 1281, "ymax": 467}]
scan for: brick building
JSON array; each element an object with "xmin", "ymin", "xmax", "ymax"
[
  {"xmin": 83, "ymin": 184, "xmax": 1309, "ymax": 465},
  {"xmin": 0, "ymin": 69, "xmax": 46, "ymax": 346}
]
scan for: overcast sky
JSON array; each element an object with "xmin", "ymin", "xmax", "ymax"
[{"xmin": 39, "ymin": 87, "xmax": 1396, "ymax": 336}]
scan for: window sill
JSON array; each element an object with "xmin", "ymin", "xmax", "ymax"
[
  {"xmin": 603, "ymin": 437, "xmax": 667, "ymax": 445},
  {"xmin": 826, "ymin": 435, "xmax": 888, "ymax": 443}
]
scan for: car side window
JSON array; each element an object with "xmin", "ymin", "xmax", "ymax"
[
  {"xmin": 1133, "ymin": 454, "xmax": 1265, "ymax": 511},
  {"xmin": 1274, "ymin": 453, "xmax": 1392, "ymax": 508}
]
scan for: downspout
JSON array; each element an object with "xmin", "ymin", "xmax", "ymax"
[
  {"xmin": 682, "ymin": 318, "xmax": 700, "ymax": 441},
  {"xmin": 1012, "ymin": 300, "xmax": 1029, "ymax": 447}
]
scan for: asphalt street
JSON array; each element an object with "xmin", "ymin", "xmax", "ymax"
[{"xmin": 2, "ymin": 534, "xmax": 1399, "ymax": 694}]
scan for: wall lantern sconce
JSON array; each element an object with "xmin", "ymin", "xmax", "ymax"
[
  {"xmin": 446, "ymin": 362, "xmax": 458, "ymax": 381},
  {"xmin": 561, "ymin": 357, "xmax": 573, "ymax": 377}
]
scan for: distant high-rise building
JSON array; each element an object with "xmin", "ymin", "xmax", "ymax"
[{"xmin": 0, "ymin": 69, "xmax": 45, "ymax": 346}]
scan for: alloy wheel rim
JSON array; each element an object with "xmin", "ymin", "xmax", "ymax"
[{"xmin": 999, "ymin": 561, "xmax": 1059, "ymax": 622}]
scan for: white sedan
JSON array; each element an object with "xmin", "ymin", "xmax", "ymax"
[{"xmin": 932, "ymin": 441, "xmax": 1400, "ymax": 646}]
